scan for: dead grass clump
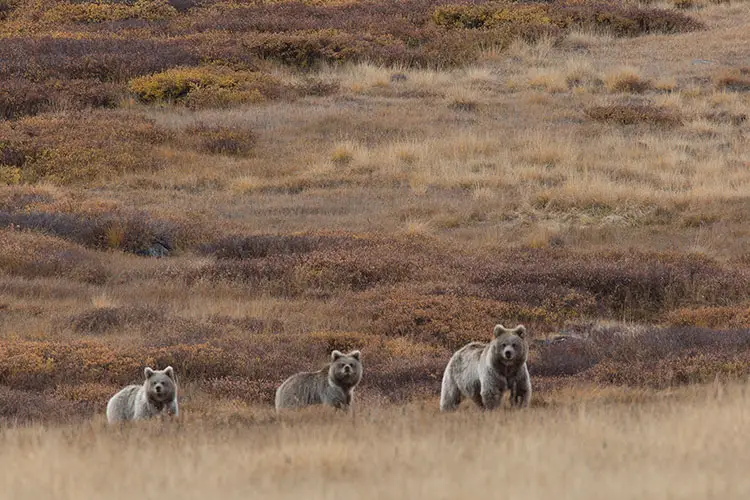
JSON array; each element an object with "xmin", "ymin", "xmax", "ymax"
[
  {"xmin": 584, "ymin": 103, "xmax": 682, "ymax": 126},
  {"xmin": 603, "ymin": 67, "xmax": 652, "ymax": 93},
  {"xmin": 714, "ymin": 68, "xmax": 750, "ymax": 92}
]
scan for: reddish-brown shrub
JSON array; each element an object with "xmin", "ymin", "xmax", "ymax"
[
  {"xmin": 665, "ymin": 306, "xmax": 750, "ymax": 329},
  {"xmin": 68, "ymin": 306, "xmax": 166, "ymax": 335},
  {"xmin": 0, "ymin": 386, "xmax": 89, "ymax": 425},
  {"xmin": 0, "ymin": 229, "xmax": 109, "ymax": 283},
  {"xmin": 185, "ymin": 124, "xmax": 256, "ymax": 156},
  {"xmin": 714, "ymin": 68, "xmax": 750, "ymax": 92},
  {"xmin": 198, "ymin": 233, "xmax": 354, "ymax": 259},
  {"xmin": 468, "ymin": 249, "xmax": 750, "ymax": 320},
  {"xmin": 584, "ymin": 103, "xmax": 682, "ymax": 126}
]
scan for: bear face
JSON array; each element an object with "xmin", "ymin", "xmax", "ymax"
[
  {"xmin": 489, "ymin": 325, "xmax": 528, "ymax": 368},
  {"xmin": 329, "ymin": 350, "xmax": 362, "ymax": 388},
  {"xmin": 144, "ymin": 366, "xmax": 177, "ymax": 403}
]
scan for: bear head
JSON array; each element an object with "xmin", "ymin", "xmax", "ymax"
[
  {"xmin": 144, "ymin": 366, "xmax": 177, "ymax": 403},
  {"xmin": 489, "ymin": 324, "xmax": 528, "ymax": 369},
  {"xmin": 328, "ymin": 350, "xmax": 363, "ymax": 389}
]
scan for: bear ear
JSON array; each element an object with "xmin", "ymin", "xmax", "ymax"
[
  {"xmin": 348, "ymin": 350, "xmax": 361, "ymax": 361},
  {"xmin": 493, "ymin": 324, "xmax": 507, "ymax": 338},
  {"xmin": 331, "ymin": 350, "xmax": 344, "ymax": 361},
  {"xmin": 514, "ymin": 325, "xmax": 527, "ymax": 338},
  {"xmin": 144, "ymin": 367, "xmax": 154, "ymax": 379},
  {"xmin": 164, "ymin": 366, "xmax": 175, "ymax": 380}
]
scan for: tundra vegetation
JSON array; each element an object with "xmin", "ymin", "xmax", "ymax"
[{"xmin": 0, "ymin": 0, "xmax": 749, "ymax": 498}]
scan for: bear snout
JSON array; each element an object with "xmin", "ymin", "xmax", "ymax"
[
  {"xmin": 155, "ymin": 385, "xmax": 163, "ymax": 393},
  {"xmin": 503, "ymin": 348, "xmax": 514, "ymax": 360},
  {"xmin": 343, "ymin": 365, "xmax": 352, "ymax": 374}
]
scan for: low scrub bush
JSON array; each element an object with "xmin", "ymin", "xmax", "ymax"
[
  {"xmin": 0, "ymin": 228, "xmax": 109, "ymax": 283},
  {"xmin": 0, "ymin": 386, "xmax": 90, "ymax": 424},
  {"xmin": 198, "ymin": 233, "xmax": 353, "ymax": 259},
  {"xmin": 68, "ymin": 305, "xmax": 166, "ymax": 335},
  {"xmin": 129, "ymin": 65, "xmax": 283, "ymax": 107},
  {"xmin": 0, "ymin": 208, "xmax": 212, "ymax": 254},
  {"xmin": 533, "ymin": 324, "xmax": 750, "ymax": 386},
  {"xmin": 185, "ymin": 124, "xmax": 256, "ymax": 156},
  {"xmin": 434, "ymin": 1, "xmax": 702, "ymax": 37},
  {"xmin": 664, "ymin": 306, "xmax": 750, "ymax": 329},
  {"xmin": 0, "ymin": 37, "xmax": 200, "ymax": 83},
  {"xmin": 433, "ymin": 3, "xmax": 554, "ymax": 30},
  {"xmin": 0, "ymin": 111, "xmax": 165, "ymax": 183},
  {"xmin": 714, "ymin": 68, "xmax": 750, "ymax": 92},
  {"xmin": 0, "ymin": 78, "xmax": 121, "ymax": 120},
  {"xmin": 42, "ymin": 0, "xmax": 177, "ymax": 24},
  {"xmin": 468, "ymin": 249, "xmax": 750, "ymax": 321},
  {"xmin": 551, "ymin": 1, "xmax": 703, "ymax": 36},
  {"xmin": 584, "ymin": 103, "xmax": 682, "ymax": 126}
]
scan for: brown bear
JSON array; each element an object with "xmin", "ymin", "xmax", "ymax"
[
  {"xmin": 275, "ymin": 350, "xmax": 362, "ymax": 411},
  {"xmin": 440, "ymin": 324, "xmax": 530, "ymax": 411}
]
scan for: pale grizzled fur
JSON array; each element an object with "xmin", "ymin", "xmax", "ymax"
[
  {"xmin": 275, "ymin": 350, "xmax": 362, "ymax": 412},
  {"xmin": 440, "ymin": 325, "xmax": 531, "ymax": 411},
  {"xmin": 106, "ymin": 366, "xmax": 179, "ymax": 423}
]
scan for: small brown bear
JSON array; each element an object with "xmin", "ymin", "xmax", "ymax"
[{"xmin": 440, "ymin": 324, "xmax": 530, "ymax": 411}]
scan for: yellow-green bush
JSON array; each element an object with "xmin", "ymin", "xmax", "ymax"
[{"xmin": 128, "ymin": 65, "xmax": 284, "ymax": 107}]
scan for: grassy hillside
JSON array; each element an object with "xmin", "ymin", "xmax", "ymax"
[{"xmin": 0, "ymin": 0, "xmax": 749, "ymax": 464}]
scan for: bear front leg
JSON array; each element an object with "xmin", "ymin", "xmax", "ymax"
[
  {"xmin": 511, "ymin": 378, "xmax": 531, "ymax": 408},
  {"xmin": 480, "ymin": 384, "xmax": 505, "ymax": 411},
  {"xmin": 481, "ymin": 378, "xmax": 508, "ymax": 410},
  {"xmin": 166, "ymin": 400, "xmax": 179, "ymax": 417}
]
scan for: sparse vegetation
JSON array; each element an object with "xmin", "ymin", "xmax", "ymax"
[{"xmin": 0, "ymin": 0, "xmax": 749, "ymax": 496}]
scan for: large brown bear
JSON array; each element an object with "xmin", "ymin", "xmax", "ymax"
[{"xmin": 440, "ymin": 324, "xmax": 530, "ymax": 411}]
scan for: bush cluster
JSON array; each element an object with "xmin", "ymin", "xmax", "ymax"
[
  {"xmin": 128, "ymin": 65, "xmax": 283, "ymax": 107},
  {"xmin": 434, "ymin": 1, "xmax": 702, "ymax": 36},
  {"xmin": 42, "ymin": 0, "xmax": 177, "ymax": 24},
  {"xmin": 584, "ymin": 103, "xmax": 682, "ymax": 126},
  {"xmin": 0, "ymin": 110, "xmax": 166, "ymax": 184}
]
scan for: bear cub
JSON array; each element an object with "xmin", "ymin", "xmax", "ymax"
[
  {"xmin": 440, "ymin": 324, "xmax": 531, "ymax": 411},
  {"xmin": 275, "ymin": 350, "xmax": 362, "ymax": 412},
  {"xmin": 106, "ymin": 366, "xmax": 179, "ymax": 423}
]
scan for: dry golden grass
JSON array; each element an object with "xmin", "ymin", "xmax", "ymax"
[
  {"xmin": 2, "ymin": 7, "xmax": 750, "ymax": 497},
  {"xmin": 2, "ymin": 384, "xmax": 750, "ymax": 499}
]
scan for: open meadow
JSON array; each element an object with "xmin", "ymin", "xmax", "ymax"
[{"xmin": 1, "ymin": 0, "xmax": 750, "ymax": 497}]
